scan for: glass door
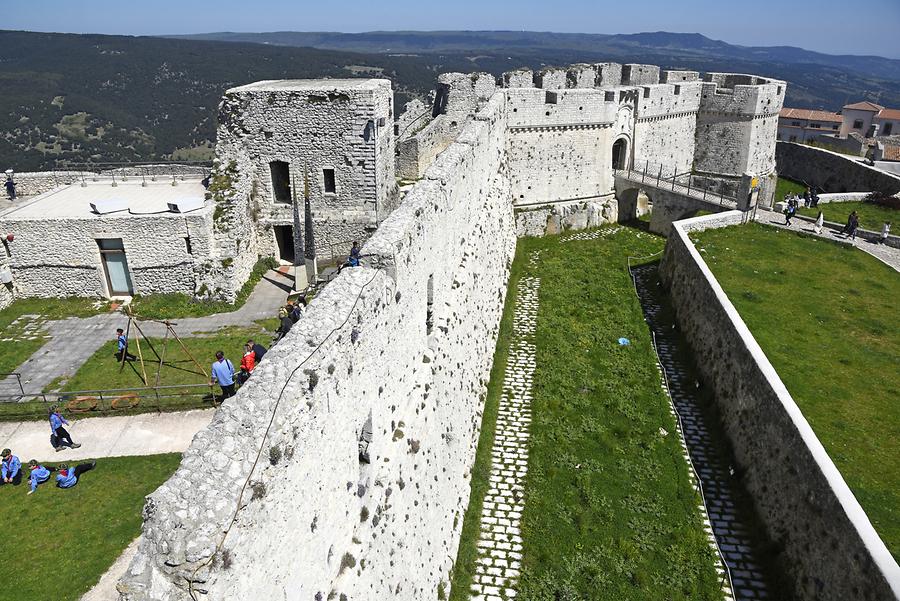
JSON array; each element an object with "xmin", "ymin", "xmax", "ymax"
[{"xmin": 98, "ymin": 239, "xmax": 134, "ymax": 295}]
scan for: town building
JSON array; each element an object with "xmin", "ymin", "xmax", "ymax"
[
  {"xmin": 839, "ymin": 101, "xmax": 900, "ymax": 138},
  {"xmin": 777, "ymin": 108, "xmax": 842, "ymax": 142}
]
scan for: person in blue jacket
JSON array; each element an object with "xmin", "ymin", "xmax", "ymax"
[
  {"xmin": 49, "ymin": 405, "xmax": 81, "ymax": 451},
  {"xmin": 1, "ymin": 448, "xmax": 21, "ymax": 485},
  {"xmin": 56, "ymin": 461, "xmax": 96, "ymax": 488},
  {"xmin": 26, "ymin": 460, "xmax": 53, "ymax": 495}
]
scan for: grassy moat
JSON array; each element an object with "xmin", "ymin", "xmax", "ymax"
[
  {"xmin": 692, "ymin": 223, "xmax": 899, "ymax": 561},
  {"xmin": 451, "ymin": 225, "xmax": 725, "ymax": 600}
]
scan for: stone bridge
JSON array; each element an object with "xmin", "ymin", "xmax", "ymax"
[{"xmin": 614, "ymin": 167, "xmax": 742, "ymax": 235}]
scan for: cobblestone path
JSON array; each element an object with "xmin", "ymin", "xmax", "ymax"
[
  {"xmin": 632, "ymin": 263, "xmax": 775, "ymax": 601},
  {"xmin": 469, "ymin": 253, "xmax": 541, "ymax": 601}
]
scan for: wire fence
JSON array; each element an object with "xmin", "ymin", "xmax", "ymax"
[{"xmin": 0, "ymin": 383, "xmax": 218, "ymax": 421}]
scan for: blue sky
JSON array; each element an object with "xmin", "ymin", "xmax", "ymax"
[{"xmin": 6, "ymin": 0, "xmax": 900, "ymax": 58}]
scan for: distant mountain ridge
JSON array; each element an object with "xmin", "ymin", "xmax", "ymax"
[
  {"xmin": 167, "ymin": 30, "xmax": 900, "ymax": 82},
  {"xmin": 2, "ymin": 29, "xmax": 900, "ymax": 171}
]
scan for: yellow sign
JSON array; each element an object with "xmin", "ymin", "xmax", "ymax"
[{"xmin": 750, "ymin": 177, "xmax": 759, "ymax": 188}]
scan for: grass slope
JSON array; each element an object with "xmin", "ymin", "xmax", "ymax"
[
  {"xmin": 797, "ymin": 201, "xmax": 897, "ymax": 231},
  {"xmin": 451, "ymin": 226, "xmax": 723, "ymax": 600},
  {"xmin": 775, "ymin": 176, "xmax": 807, "ymax": 201},
  {"xmin": 692, "ymin": 223, "xmax": 899, "ymax": 561},
  {"xmin": 128, "ymin": 257, "xmax": 279, "ymax": 319},
  {"xmin": 0, "ymin": 453, "xmax": 181, "ymax": 601}
]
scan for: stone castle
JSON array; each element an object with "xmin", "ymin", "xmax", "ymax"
[
  {"xmin": 0, "ymin": 62, "xmax": 783, "ymax": 308},
  {"xmin": 103, "ymin": 62, "xmax": 797, "ymax": 600}
]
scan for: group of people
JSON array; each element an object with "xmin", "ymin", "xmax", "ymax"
[
  {"xmin": 2, "ymin": 448, "xmax": 96, "ymax": 495},
  {"xmin": 783, "ymin": 197, "xmax": 891, "ymax": 244},
  {"xmin": 209, "ymin": 339, "xmax": 268, "ymax": 399},
  {"xmin": 0, "ymin": 404, "xmax": 97, "ymax": 497}
]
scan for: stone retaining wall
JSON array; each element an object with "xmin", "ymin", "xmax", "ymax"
[
  {"xmin": 776, "ymin": 142, "xmax": 900, "ymax": 194},
  {"xmin": 118, "ymin": 96, "xmax": 515, "ymax": 601},
  {"xmin": 660, "ymin": 212, "xmax": 900, "ymax": 601}
]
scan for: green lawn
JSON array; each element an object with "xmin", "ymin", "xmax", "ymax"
[
  {"xmin": 797, "ymin": 200, "xmax": 897, "ymax": 232},
  {"xmin": 451, "ymin": 226, "xmax": 723, "ymax": 600},
  {"xmin": 0, "ymin": 320, "xmax": 277, "ymax": 421},
  {"xmin": 775, "ymin": 176, "xmax": 807, "ymax": 201},
  {"xmin": 0, "ymin": 298, "xmax": 113, "ymax": 375},
  {"xmin": 128, "ymin": 257, "xmax": 278, "ymax": 319},
  {"xmin": 692, "ymin": 223, "xmax": 899, "ymax": 561},
  {"xmin": 0, "ymin": 453, "xmax": 181, "ymax": 601}
]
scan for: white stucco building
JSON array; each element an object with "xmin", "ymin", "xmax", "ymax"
[{"xmin": 0, "ymin": 177, "xmax": 210, "ymax": 299}]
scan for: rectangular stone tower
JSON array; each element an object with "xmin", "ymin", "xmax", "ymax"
[{"xmin": 215, "ymin": 79, "xmax": 397, "ymax": 269}]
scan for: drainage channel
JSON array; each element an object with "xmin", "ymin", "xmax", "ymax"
[{"xmin": 630, "ymin": 261, "xmax": 781, "ymax": 601}]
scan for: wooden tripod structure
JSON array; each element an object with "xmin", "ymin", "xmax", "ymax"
[{"xmin": 118, "ymin": 309, "xmax": 211, "ymax": 390}]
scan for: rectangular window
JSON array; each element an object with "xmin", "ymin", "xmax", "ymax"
[
  {"xmin": 884, "ymin": 123, "xmax": 894, "ymax": 136},
  {"xmin": 791, "ymin": 121, "xmax": 801, "ymax": 126},
  {"xmin": 185, "ymin": 237, "xmax": 192, "ymax": 255},
  {"xmin": 323, "ymin": 168, "xmax": 336, "ymax": 194},
  {"xmin": 832, "ymin": 124, "xmax": 839, "ymax": 130},
  {"xmin": 270, "ymin": 161, "xmax": 291, "ymax": 204},
  {"xmin": 810, "ymin": 123, "xmax": 820, "ymax": 128},
  {"xmin": 853, "ymin": 119, "xmax": 864, "ymax": 129}
]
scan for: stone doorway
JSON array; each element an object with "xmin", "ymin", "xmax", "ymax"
[{"xmin": 612, "ymin": 138, "xmax": 629, "ymax": 170}]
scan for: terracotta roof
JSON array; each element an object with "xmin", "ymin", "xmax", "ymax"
[
  {"xmin": 843, "ymin": 101, "xmax": 884, "ymax": 112},
  {"xmin": 876, "ymin": 108, "xmax": 900, "ymax": 121},
  {"xmin": 779, "ymin": 107, "xmax": 843, "ymax": 123},
  {"xmin": 882, "ymin": 144, "xmax": 900, "ymax": 161}
]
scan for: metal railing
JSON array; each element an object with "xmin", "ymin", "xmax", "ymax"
[
  {"xmin": 615, "ymin": 160, "xmax": 738, "ymax": 208},
  {"xmin": 0, "ymin": 373, "xmax": 25, "ymax": 396},
  {"xmin": 0, "ymin": 382, "xmax": 218, "ymax": 420},
  {"xmin": 16, "ymin": 161, "xmax": 213, "ymax": 192},
  {"xmin": 625, "ymin": 254, "xmax": 736, "ymax": 599}
]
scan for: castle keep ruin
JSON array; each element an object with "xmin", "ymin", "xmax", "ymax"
[{"xmin": 111, "ymin": 62, "xmax": 791, "ymax": 600}]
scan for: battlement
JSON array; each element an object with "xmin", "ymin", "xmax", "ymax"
[{"xmin": 698, "ymin": 72, "xmax": 785, "ymax": 116}]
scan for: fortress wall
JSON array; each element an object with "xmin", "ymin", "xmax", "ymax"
[
  {"xmin": 661, "ymin": 212, "xmax": 900, "ymax": 601},
  {"xmin": 396, "ymin": 115, "xmax": 461, "ymax": 179},
  {"xmin": 596, "ymin": 62, "xmax": 623, "ymax": 87},
  {"xmin": 776, "ymin": 142, "xmax": 900, "ymax": 195},
  {"xmin": 661, "ymin": 70, "xmax": 700, "ymax": 83},
  {"xmin": 119, "ymin": 97, "xmax": 515, "ymax": 601},
  {"xmin": 535, "ymin": 67, "xmax": 568, "ymax": 90},
  {"xmin": 503, "ymin": 68, "xmax": 534, "ymax": 88},
  {"xmin": 566, "ymin": 64, "xmax": 598, "ymax": 88},
  {"xmin": 622, "ymin": 64, "xmax": 661, "ymax": 86},
  {"xmin": 438, "ymin": 72, "xmax": 497, "ymax": 117},
  {"xmin": 633, "ymin": 83, "xmax": 702, "ymax": 174},
  {"xmin": 505, "ymin": 88, "xmax": 618, "ymax": 205}
]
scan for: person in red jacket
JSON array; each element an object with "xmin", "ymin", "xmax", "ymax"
[{"xmin": 237, "ymin": 343, "xmax": 256, "ymax": 386}]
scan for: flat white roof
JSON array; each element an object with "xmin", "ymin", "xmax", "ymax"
[
  {"xmin": 228, "ymin": 78, "xmax": 390, "ymax": 93},
  {"xmin": 0, "ymin": 178, "xmax": 208, "ymax": 221}
]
